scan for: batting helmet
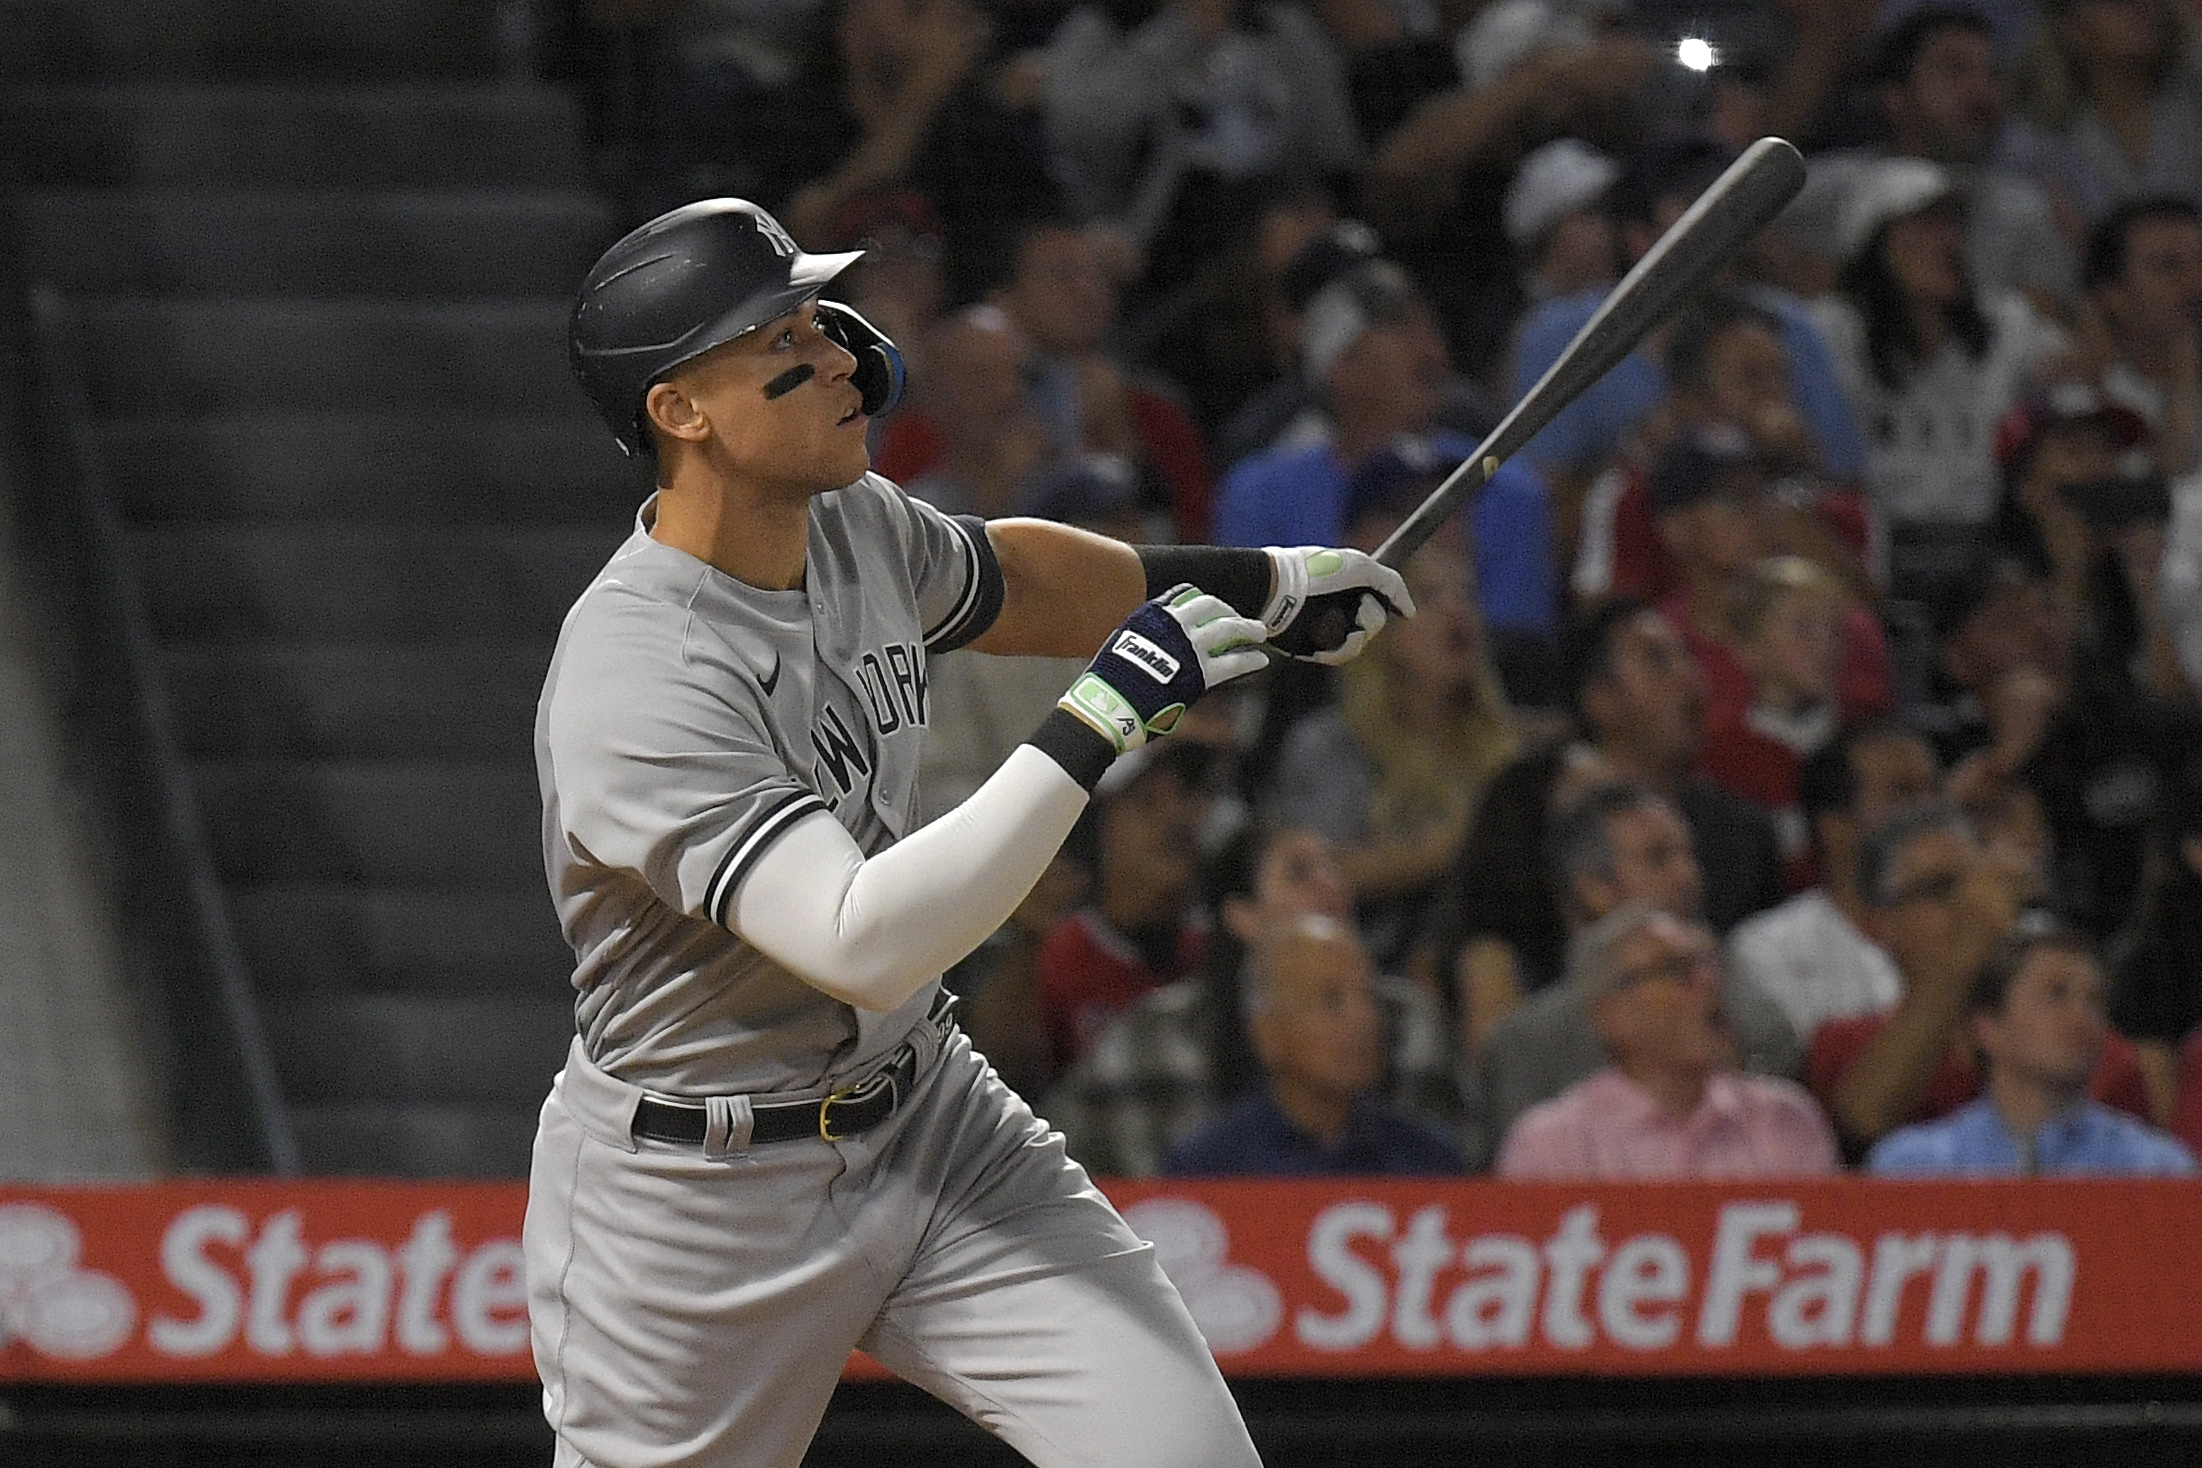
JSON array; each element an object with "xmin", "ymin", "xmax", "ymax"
[{"xmin": 569, "ymin": 198, "xmax": 867, "ymax": 458}]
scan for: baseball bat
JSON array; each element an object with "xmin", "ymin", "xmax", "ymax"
[{"xmin": 1305, "ymin": 135, "xmax": 1806, "ymax": 650}]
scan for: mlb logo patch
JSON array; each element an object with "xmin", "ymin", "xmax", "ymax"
[{"xmin": 1111, "ymin": 631, "xmax": 1180, "ymax": 683}]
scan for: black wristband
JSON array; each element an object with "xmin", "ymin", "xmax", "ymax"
[
  {"xmin": 1026, "ymin": 708, "xmax": 1118, "ymax": 793},
  {"xmin": 1136, "ymin": 545, "xmax": 1271, "ymax": 620}
]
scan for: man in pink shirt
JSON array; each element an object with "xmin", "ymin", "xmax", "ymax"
[{"xmin": 1497, "ymin": 904, "xmax": 1840, "ymax": 1179}]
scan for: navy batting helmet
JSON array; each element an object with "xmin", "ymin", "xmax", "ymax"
[{"xmin": 569, "ymin": 198, "xmax": 868, "ymax": 458}]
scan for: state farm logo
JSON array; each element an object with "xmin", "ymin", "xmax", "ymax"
[
  {"xmin": 1297, "ymin": 1200, "xmax": 2075, "ymax": 1354},
  {"xmin": 0, "ymin": 1203, "xmax": 136, "ymax": 1360},
  {"xmin": 148, "ymin": 1206, "xmax": 527, "ymax": 1359},
  {"xmin": 1123, "ymin": 1198, "xmax": 1281, "ymax": 1354}
]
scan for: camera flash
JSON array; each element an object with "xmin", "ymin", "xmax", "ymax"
[{"xmin": 1676, "ymin": 36, "xmax": 1716, "ymax": 71}]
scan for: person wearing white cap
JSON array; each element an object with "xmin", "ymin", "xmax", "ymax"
[
  {"xmin": 1808, "ymin": 156, "xmax": 2070, "ymax": 604},
  {"xmin": 1505, "ymin": 137, "xmax": 1620, "ymax": 302},
  {"xmin": 1783, "ymin": 7, "xmax": 2075, "ymax": 305}
]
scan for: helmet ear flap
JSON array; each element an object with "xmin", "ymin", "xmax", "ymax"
[{"xmin": 816, "ymin": 300, "xmax": 907, "ymax": 418}]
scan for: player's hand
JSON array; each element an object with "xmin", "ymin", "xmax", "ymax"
[
  {"xmin": 1262, "ymin": 546, "xmax": 1415, "ymax": 665},
  {"xmin": 1059, "ymin": 586, "xmax": 1268, "ymax": 755}
]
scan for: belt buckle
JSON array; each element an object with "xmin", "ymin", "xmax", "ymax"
[
  {"xmin": 818, "ymin": 1081, "xmax": 860, "ymax": 1142},
  {"xmin": 818, "ymin": 1070, "xmax": 892, "ymax": 1141}
]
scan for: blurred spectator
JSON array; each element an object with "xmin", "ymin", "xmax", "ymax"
[
  {"xmin": 1160, "ymin": 914, "xmax": 1464, "ymax": 1174},
  {"xmin": 1266, "ymin": 537, "xmax": 1524, "ymax": 973},
  {"xmin": 1727, "ymin": 718, "xmax": 1940, "ymax": 1039},
  {"xmin": 1035, "ymin": 742, "xmax": 1216, "ymax": 1077},
  {"xmin": 1504, "ymin": 138, "xmax": 1620, "ymax": 305},
  {"xmin": 829, "ymin": 186, "xmax": 952, "ymax": 386},
  {"xmin": 1043, "ymin": 0, "xmax": 1362, "ymax": 285},
  {"xmin": 618, "ymin": 0, "xmax": 841, "ymax": 208},
  {"xmin": 1648, "ymin": 426, "xmax": 1896, "ymax": 745},
  {"xmin": 1868, "ymin": 919, "xmax": 2194, "ymax": 1174},
  {"xmin": 2110, "ymin": 758, "xmax": 2202, "ymax": 1118},
  {"xmin": 2162, "ymin": 439, "xmax": 2202, "ymax": 693},
  {"xmin": 2175, "ymin": 1026, "xmax": 2202, "ymax": 1154},
  {"xmin": 1434, "ymin": 738, "xmax": 1615, "ymax": 1047},
  {"xmin": 1575, "ymin": 290, "xmax": 1877, "ymax": 607},
  {"xmin": 1473, "ymin": 782, "xmax": 1802, "ymax": 1144},
  {"xmin": 1044, "ymin": 824, "xmax": 1471, "ymax": 1175},
  {"xmin": 1364, "ymin": 8, "xmax": 1657, "ymax": 375},
  {"xmin": 880, "ymin": 218, "xmax": 1215, "ymax": 539},
  {"xmin": 1212, "ymin": 210, "xmax": 1498, "ymax": 469},
  {"xmin": 1932, "ymin": 516, "xmax": 2199, "ymax": 937},
  {"xmin": 1811, "ymin": 157, "xmax": 2069, "ymax": 604},
  {"xmin": 1497, "ymin": 905, "xmax": 1840, "ymax": 1179},
  {"xmin": 1515, "ymin": 135, "xmax": 1868, "ymax": 564},
  {"xmin": 1567, "ymin": 597, "xmax": 1786, "ymax": 932},
  {"xmin": 2005, "ymin": 0, "xmax": 2202, "ymax": 229},
  {"xmin": 903, "ymin": 305, "xmax": 1050, "ymax": 516},
  {"xmin": 1789, "ymin": 6, "xmax": 2076, "ymax": 304},
  {"xmin": 1696, "ymin": 556, "xmax": 1855, "ymax": 883},
  {"xmin": 1303, "ymin": 0, "xmax": 1460, "ymax": 150},
  {"xmin": 1211, "ymin": 264, "xmax": 1555, "ymax": 636},
  {"xmin": 1211, "ymin": 206, "xmax": 1374, "ymax": 468},
  {"xmin": 1807, "ymin": 801, "xmax": 2153, "ymax": 1153},
  {"xmin": 991, "ymin": 218, "xmax": 1213, "ymax": 538},
  {"xmin": 1990, "ymin": 381, "xmax": 2192, "ymax": 703},
  {"xmin": 776, "ymin": 0, "xmax": 1061, "ymax": 250},
  {"xmin": 2079, "ymin": 195, "xmax": 2202, "ymax": 472}
]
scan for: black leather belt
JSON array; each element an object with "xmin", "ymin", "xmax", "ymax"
[{"xmin": 631, "ymin": 994, "xmax": 954, "ymax": 1148}]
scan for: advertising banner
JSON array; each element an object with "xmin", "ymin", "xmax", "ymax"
[{"xmin": 3, "ymin": 1178, "xmax": 2197, "ymax": 1383}]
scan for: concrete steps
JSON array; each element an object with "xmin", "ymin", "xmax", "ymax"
[
  {"xmin": 17, "ymin": 190, "xmax": 617, "ymax": 296},
  {"xmin": 94, "ymin": 414, "xmax": 644, "ymax": 524},
  {"xmin": 1, "ymin": 86, "xmax": 585, "ymax": 188},
  {"xmin": 162, "ymin": 641, "xmax": 555, "ymax": 759},
  {"xmin": 19, "ymin": 51, "xmax": 631, "ymax": 1176},
  {"xmin": 70, "ymin": 297, "xmax": 582, "ymax": 416},
  {"xmin": 130, "ymin": 522, "xmax": 621, "ymax": 640},
  {"xmin": 190, "ymin": 759, "xmax": 546, "ymax": 887},
  {"xmin": 229, "ymin": 884, "xmax": 570, "ymax": 998},
  {"xmin": 264, "ymin": 993, "xmax": 574, "ymax": 1107}
]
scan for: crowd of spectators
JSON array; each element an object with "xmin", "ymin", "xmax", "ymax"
[{"xmin": 584, "ymin": 0, "xmax": 2202, "ymax": 1179}]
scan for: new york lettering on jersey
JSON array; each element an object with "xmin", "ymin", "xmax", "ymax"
[{"xmin": 810, "ymin": 638, "xmax": 928, "ymax": 808}]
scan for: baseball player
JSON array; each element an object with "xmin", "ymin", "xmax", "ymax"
[{"xmin": 526, "ymin": 198, "xmax": 1413, "ymax": 1468}]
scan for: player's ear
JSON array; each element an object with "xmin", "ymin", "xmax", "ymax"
[{"xmin": 645, "ymin": 381, "xmax": 711, "ymax": 446}]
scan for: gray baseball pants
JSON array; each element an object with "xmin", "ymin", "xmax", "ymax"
[{"xmin": 524, "ymin": 1027, "xmax": 1262, "ymax": 1468}]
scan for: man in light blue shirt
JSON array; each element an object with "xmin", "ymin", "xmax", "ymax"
[{"xmin": 1869, "ymin": 921, "xmax": 2195, "ymax": 1176}]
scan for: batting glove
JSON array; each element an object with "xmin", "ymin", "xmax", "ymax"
[
  {"xmin": 1262, "ymin": 546, "xmax": 1416, "ymax": 665},
  {"xmin": 1060, "ymin": 586, "xmax": 1269, "ymax": 755}
]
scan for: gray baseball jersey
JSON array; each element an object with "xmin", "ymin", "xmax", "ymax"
[{"xmin": 535, "ymin": 474, "xmax": 1004, "ymax": 1097}]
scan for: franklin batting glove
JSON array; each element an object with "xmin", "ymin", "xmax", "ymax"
[
  {"xmin": 1060, "ymin": 586, "xmax": 1269, "ymax": 754},
  {"xmin": 1262, "ymin": 546, "xmax": 1416, "ymax": 665}
]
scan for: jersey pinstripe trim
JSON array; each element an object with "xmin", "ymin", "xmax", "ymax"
[
  {"xmin": 922, "ymin": 514, "xmax": 1005, "ymax": 655},
  {"xmin": 707, "ymin": 788, "xmax": 831, "ymax": 928}
]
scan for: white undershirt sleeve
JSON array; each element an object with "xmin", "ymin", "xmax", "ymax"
[{"xmin": 725, "ymin": 744, "xmax": 1090, "ymax": 1011}]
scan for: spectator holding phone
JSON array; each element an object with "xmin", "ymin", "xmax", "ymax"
[{"xmin": 1992, "ymin": 381, "xmax": 2193, "ymax": 702}]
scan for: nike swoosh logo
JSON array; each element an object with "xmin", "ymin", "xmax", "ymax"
[{"xmin": 760, "ymin": 654, "xmax": 782, "ymax": 697}]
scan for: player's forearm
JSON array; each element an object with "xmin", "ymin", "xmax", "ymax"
[
  {"xmin": 971, "ymin": 520, "xmax": 1285, "ymax": 660},
  {"xmin": 727, "ymin": 744, "xmax": 1092, "ymax": 1012},
  {"xmin": 967, "ymin": 519, "xmax": 1147, "ymax": 658}
]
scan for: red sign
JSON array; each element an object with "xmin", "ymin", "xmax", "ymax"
[{"xmin": 3, "ymin": 1178, "xmax": 2197, "ymax": 1382}]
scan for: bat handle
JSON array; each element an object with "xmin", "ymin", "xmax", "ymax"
[{"xmin": 1305, "ymin": 604, "xmax": 1353, "ymax": 654}]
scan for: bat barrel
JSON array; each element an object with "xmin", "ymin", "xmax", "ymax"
[{"xmin": 1369, "ymin": 136, "xmax": 1806, "ymax": 575}]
